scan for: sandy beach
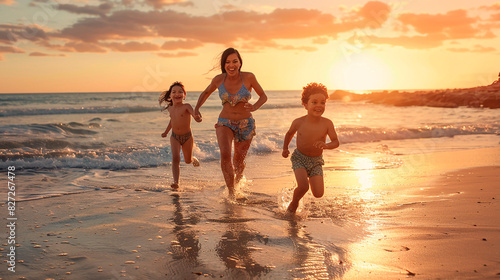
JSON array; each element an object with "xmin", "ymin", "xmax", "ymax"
[{"xmin": 2, "ymin": 146, "xmax": 499, "ymax": 280}]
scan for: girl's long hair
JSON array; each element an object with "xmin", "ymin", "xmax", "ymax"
[{"xmin": 158, "ymin": 81, "xmax": 185, "ymax": 111}]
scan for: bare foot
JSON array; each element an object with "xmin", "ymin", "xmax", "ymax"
[
  {"xmin": 235, "ymin": 191, "xmax": 248, "ymax": 203},
  {"xmin": 192, "ymin": 157, "xmax": 200, "ymax": 167},
  {"xmin": 286, "ymin": 201, "xmax": 299, "ymax": 214},
  {"xmin": 228, "ymin": 188, "xmax": 235, "ymax": 200},
  {"xmin": 284, "ymin": 210, "xmax": 297, "ymax": 219},
  {"xmin": 171, "ymin": 183, "xmax": 179, "ymax": 189}
]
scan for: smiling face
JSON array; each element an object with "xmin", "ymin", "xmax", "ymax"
[
  {"xmin": 170, "ymin": 85, "xmax": 186, "ymax": 105},
  {"xmin": 304, "ymin": 93, "xmax": 327, "ymax": 117},
  {"xmin": 224, "ymin": 53, "xmax": 242, "ymax": 76}
]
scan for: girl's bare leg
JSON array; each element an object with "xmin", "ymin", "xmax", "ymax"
[
  {"xmin": 216, "ymin": 126, "xmax": 235, "ymax": 197},
  {"xmin": 170, "ymin": 136, "xmax": 182, "ymax": 189},
  {"xmin": 181, "ymin": 137, "xmax": 199, "ymax": 166}
]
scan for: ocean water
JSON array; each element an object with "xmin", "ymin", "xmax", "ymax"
[
  {"xmin": 1, "ymin": 90, "xmax": 499, "ymax": 201},
  {"xmin": 2, "ymin": 90, "xmax": 500, "ymax": 279}
]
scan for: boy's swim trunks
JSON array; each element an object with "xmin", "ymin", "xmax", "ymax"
[
  {"xmin": 291, "ymin": 149, "xmax": 324, "ymax": 177},
  {"xmin": 215, "ymin": 117, "xmax": 256, "ymax": 142}
]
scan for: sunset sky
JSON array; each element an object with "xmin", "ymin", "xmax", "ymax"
[{"xmin": 1, "ymin": 0, "xmax": 500, "ymax": 93}]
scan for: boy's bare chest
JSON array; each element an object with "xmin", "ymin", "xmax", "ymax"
[{"xmin": 297, "ymin": 122, "xmax": 326, "ymax": 138}]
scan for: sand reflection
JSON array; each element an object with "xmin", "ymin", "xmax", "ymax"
[
  {"xmin": 169, "ymin": 193, "xmax": 200, "ymax": 264},
  {"xmin": 287, "ymin": 219, "xmax": 349, "ymax": 279},
  {"xmin": 215, "ymin": 202, "xmax": 271, "ymax": 278}
]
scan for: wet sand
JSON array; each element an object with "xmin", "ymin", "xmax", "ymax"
[
  {"xmin": 2, "ymin": 147, "xmax": 499, "ymax": 279},
  {"xmin": 344, "ymin": 166, "xmax": 500, "ymax": 279}
]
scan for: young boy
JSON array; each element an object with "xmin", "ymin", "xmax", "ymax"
[{"xmin": 282, "ymin": 82, "xmax": 340, "ymax": 213}]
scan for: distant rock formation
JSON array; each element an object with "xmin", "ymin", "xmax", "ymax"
[{"xmin": 329, "ymin": 77, "xmax": 500, "ymax": 109}]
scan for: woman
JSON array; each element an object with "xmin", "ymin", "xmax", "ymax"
[{"xmin": 194, "ymin": 48, "xmax": 267, "ymax": 198}]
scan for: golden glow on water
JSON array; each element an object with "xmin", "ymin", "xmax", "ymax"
[
  {"xmin": 353, "ymin": 157, "xmax": 376, "ymax": 171},
  {"xmin": 353, "ymin": 158, "xmax": 377, "ymax": 201}
]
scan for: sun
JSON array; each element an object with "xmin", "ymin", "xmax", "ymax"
[{"xmin": 329, "ymin": 53, "xmax": 392, "ymax": 91}]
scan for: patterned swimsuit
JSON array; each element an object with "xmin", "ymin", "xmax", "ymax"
[
  {"xmin": 171, "ymin": 131, "xmax": 192, "ymax": 145},
  {"xmin": 215, "ymin": 74, "xmax": 256, "ymax": 142}
]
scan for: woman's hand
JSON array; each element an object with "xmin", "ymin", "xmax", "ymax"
[
  {"xmin": 194, "ymin": 108, "xmax": 203, "ymax": 122},
  {"xmin": 244, "ymin": 103, "xmax": 255, "ymax": 112}
]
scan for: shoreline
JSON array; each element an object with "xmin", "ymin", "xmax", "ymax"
[{"xmin": 1, "ymin": 147, "xmax": 499, "ymax": 279}]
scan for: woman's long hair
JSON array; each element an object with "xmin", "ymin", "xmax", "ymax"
[
  {"xmin": 206, "ymin": 47, "xmax": 243, "ymax": 75},
  {"xmin": 220, "ymin": 47, "xmax": 243, "ymax": 74}
]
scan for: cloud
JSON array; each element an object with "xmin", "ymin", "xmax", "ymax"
[
  {"xmin": 2, "ymin": 1, "xmax": 500, "ymax": 60},
  {"xmin": 161, "ymin": 39, "xmax": 202, "ymax": 50},
  {"xmin": 0, "ymin": 45, "xmax": 24, "ymax": 53},
  {"xmin": 398, "ymin": 9, "xmax": 480, "ymax": 39},
  {"xmin": 351, "ymin": 7, "xmax": 497, "ymax": 50},
  {"xmin": 280, "ymin": 45, "xmax": 317, "ymax": 52},
  {"xmin": 57, "ymin": 9, "xmax": 344, "ymax": 44},
  {"xmin": 56, "ymin": 3, "xmax": 114, "ymax": 17},
  {"xmin": 157, "ymin": 51, "xmax": 197, "ymax": 57},
  {"xmin": 0, "ymin": 0, "xmax": 15, "ymax": 5},
  {"xmin": 0, "ymin": 29, "xmax": 15, "ymax": 44},
  {"xmin": 351, "ymin": 33, "xmax": 446, "ymax": 49},
  {"xmin": 0, "ymin": 45, "xmax": 24, "ymax": 61},
  {"xmin": 312, "ymin": 37, "xmax": 329, "ymax": 45},
  {"xmin": 480, "ymin": 3, "xmax": 500, "ymax": 11},
  {"xmin": 488, "ymin": 12, "xmax": 500, "ymax": 22},
  {"xmin": 103, "ymin": 41, "xmax": 161, "ymax": 52},
  {"xmin": 237, "ymin": 40, "xmax": 318, "ymax": 52},
  {"xmin": 56, "ymin": 11, "xmax": 156, "ymax": 42},
  {"xmin": 357, "ymin": 1, "xmax": 391, "ymax": 28},
  {"xmin": 62, "ymin": 42, "xmax": 108, "ymax": 53},
  {"xmin": 29, "ymin": 52, "xmax": 67, "ymax": 57},
  {"xmin": 0, "ymin": 24, "xmax": 48, "ymax": 44},
  {"xmin": 447, "ymin": 44, "xmax": 496, "ymax": 53},
  {"xmin": 54, "ymin": 3, "xmax": 391, "ymax": 48},
  {"xmin": 339, "ymin": 0, "xmax": 391, "ymax": 29},
  {"xmin": 145, "ymin": 0, "xmax": 193, "ymax": 9}
]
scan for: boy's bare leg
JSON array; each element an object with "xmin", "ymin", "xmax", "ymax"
[
  {"xmin": 309, "ymin": 175, "xmax": 325, "ymax": 198},
  {"xmin": 287, "ymin": 169, "xmax": 310, "ymax": 213},
  {"xmin": 170, "ymin": 137, "xmax": 182, "ymax": 189}
]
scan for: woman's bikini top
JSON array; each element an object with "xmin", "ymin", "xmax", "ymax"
[{"xmin": 218, "ymin": 74, "xmax": 251, "ymax": 106}]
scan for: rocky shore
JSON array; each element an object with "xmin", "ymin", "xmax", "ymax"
[{"xmin": 329, "ymin": 79, "xmax": 500, "ymax": 109}]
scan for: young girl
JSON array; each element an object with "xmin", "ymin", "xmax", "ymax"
[{"xmin": 159, "ymin": 81, "xmax": 200, "ymax": 189}]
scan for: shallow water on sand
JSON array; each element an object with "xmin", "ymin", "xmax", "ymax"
[{"xmin": 157, "ymin": 184, "xmax": 359, "ymax": 279}]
